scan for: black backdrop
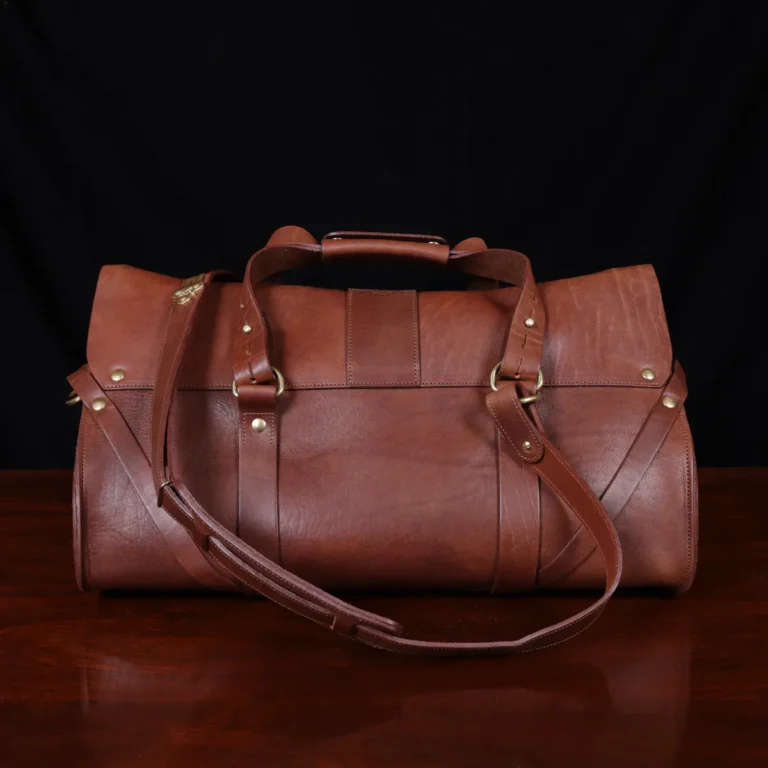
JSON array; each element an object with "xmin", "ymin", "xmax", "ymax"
[{"xmin": 1, "ymin": 2, "xmax": 766, "ymax": 469}]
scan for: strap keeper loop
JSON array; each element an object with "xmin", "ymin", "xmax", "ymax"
[
  {"xmin": 331, "ymin": 614, "xmax": 359, "ymax": 636},
  {"xmin": 156, "ymin": 479, "xmax": 173, "ymax": 507}
]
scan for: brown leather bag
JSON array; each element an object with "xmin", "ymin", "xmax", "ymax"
[{"xmin": 67, "ymin": 227, "xmax": 697, "ymax": 656}]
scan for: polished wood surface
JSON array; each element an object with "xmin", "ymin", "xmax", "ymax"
[{"xmin": 0, "ymin": 468, "xmax": 765, "ymax": 767}]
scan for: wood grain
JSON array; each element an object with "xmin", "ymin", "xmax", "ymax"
[{"xmin": 0, "ymin": 468, "xmax": 766, "ymax": 767}]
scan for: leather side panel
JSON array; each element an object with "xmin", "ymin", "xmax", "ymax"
[
  {"xmin": 536, "ymin": 388, "xmax": 697, "ymax": 590},
  {"xmin": 78, "ymin": 404, "xmax": 200, "ymax": 590}
]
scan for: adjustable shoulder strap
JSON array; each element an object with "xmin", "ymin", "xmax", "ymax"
[{"xmin": 119, "ymin": 274, "xmax": 620, "ymax": 656}]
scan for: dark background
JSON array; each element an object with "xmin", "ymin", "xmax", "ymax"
[{"xmin": 1, "ymin": 2, "xmax": 765, "ymax": 469}]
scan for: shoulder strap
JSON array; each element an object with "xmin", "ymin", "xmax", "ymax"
[{"xmin": 137, "ymin": 272, "xmax": 623, "ymax": 656}]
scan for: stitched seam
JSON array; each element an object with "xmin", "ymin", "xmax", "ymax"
[
  {"xmin": 215, "ymin": 545, "xmax": 329, "ymax": 625},
  {"xmin": 347, "ymin": 290, "xmax": 354, "ymax": 385},
  {"xmin": 211, "ymin": 544, "xmax": 332, "ymax": 630},
  {"xmin": 678, "ymin": 412, "xmax": 694, "ymax": 589},
  {"xmin": 411, "ymin": 291, "xmax": 419, "ymax": 384},
  {"xmin": 150, "ymin": 301, "xmax": 176, "ymax": 460},
  {"xmin": 509, "ymin": 387, "xmax": 542, "ymax": 453},
  {"xmin": 80, "ymin": 410, "xmax": 91, "ymax": 589},
  {"xmin": 359, "ymin": 606, "xmax": 602, "ymax": 654},
  {"xmin": 156, "ymin": 290, "xmax": 202, "ymax": 475},
  {"xmin": 491, "ymin": 431, "xmax": 503, "ymax": 593},
  {"xmin": 216, "ymin": 529, "xmax": 372, "ymax": 622},
  {"xmin": 519, "ymin": 619, "xmax": 598, "ymax": 654},
  {"xmin": 344, "ymin": 380, "xmax": 423, "ymax": 386},
  {"xmin": 98, "ymin": 378, "xmax": 664, "ymax": 389},
  {"xmin": 216, "ymin": 528, "xmax": 395, "ymax": 631},
  {"xmin": 240, "ymin": 411, "xmax": 279, "ymax": 564}
]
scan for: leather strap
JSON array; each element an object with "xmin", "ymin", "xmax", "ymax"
[
  {"xmin": 492, "ymin": 433, "xmax": 540, "ymax": 593},
  {"xmin": 235, "ymin": 240, "xmax": 545, "ymax": 400},
  {"xmin": 147, "ymin": 272, "xmax": 624, "ymax": 656},
  {"xmin": 67, "ymin": 366, "xmax": 232, "ymax": 590},
  {"xmin": 537, "ymin": 362, "xmax": 688, "ymax": 585},
  {"xmin": 236, "ymin": 383, "xmax": 281, "ymax": 563}
]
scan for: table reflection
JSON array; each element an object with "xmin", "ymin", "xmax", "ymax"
[{"xmin": 59, "ymin": 597, "xmax": 690, "ymax": 767}]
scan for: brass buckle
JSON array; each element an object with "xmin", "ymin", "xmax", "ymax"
[
  {"xmin": 232, "ymin": 367, "xmax": 285, "ymax": 398},
  {"xmin": 489, "ymin": 363, "xmax": 544, "ymax": 404}
]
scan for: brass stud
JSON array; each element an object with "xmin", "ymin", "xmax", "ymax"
[
  {"xmin": 524, "ymin": 317, "xmax": 536, "ymax": 328},
  {"xmin": 92, "ymin": 398, "xmax": 106, "ymax": 411},
  {"xmin": 662, "ymin": 396, "xmax": 677, "ymax": 409},
  {"xmin": 641, "ymin": 368, "xmax": 656, "ymax": 381},
  {"xmin": 251, "ymin": 418, "xmax": 267, "ymax": 433},
  {"xmin": 110, "ymin": 369, "xmax": 125, "ymax": 382},
  {"xmin": 522, "ymin": 440, "xmax": 533, "ymax": 452},
  {"xmin": 242, "ymin": 324, "xmax": 253, "ymax": 334}
]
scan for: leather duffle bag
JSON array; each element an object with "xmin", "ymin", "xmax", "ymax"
[{"xmin": 67, "ymin": 227, "xmax": 698, "ymax": 656}]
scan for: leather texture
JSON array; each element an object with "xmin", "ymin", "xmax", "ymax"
[{"xmin": 69, "ymin": 227, "xmax": 698, "ymax": 655}]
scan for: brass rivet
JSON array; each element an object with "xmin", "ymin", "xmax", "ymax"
[
  {"xmin": 242, "ymin": 324, "xmax": 252, "ymax": 334},
  {"xmin": 522, "ymin": 440, "xmax": 533, "ymax": 452},
  {"xmin": 92, "ymin": 398, "xmax": 106, "ymax": 411},
  {"xmin": 662, "ymin": 396, "xmax": 677, "ymax": 409},
  {"xmin": 110, "ymin": 369, "xmax": 125, "ymax": 382},
  {"xmin": 524, "ymin": 317, "xmax": 535, "ymax": 328},
  {"xmin": 251, "ymin": 418, "xmax": 267, "ymax": 433},
  {"xmin": 641, "ymin": 368, "xmax": 656, "ymax": 381}
]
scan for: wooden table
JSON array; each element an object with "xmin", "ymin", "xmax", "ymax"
[{"xmin": 1, "ymin": 468, "xmax": 765, "ymax": 767}]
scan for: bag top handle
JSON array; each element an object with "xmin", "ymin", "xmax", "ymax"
[{"xmin": 321, "ymin": 231, "xmax": 450, "ymax": 266}]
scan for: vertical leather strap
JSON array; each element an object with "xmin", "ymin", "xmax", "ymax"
[
  {"xmin": 492, "ymin": 434, "xmax": 541, "ymax": 593},
  {"xmin": 237, "ymin": 383, "xmax": 281, "ymax": 564},
  {"xmin": 346, "ymin": 289, "xmax": 420, "ymax": 387}
]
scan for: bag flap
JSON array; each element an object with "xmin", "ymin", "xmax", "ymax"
[{"xmin": 85, "ymin": 264, "xmax": 672, "ymax": 390}]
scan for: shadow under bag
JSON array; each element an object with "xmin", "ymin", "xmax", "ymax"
[{"xmin": 67, "ymin": 227, "xmax": 697, "ymax": 656}]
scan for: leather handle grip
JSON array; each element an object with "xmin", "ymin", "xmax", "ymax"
[{"xmin": 322, "ymin": 233, "xmax": 450, "ymax": 265}]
